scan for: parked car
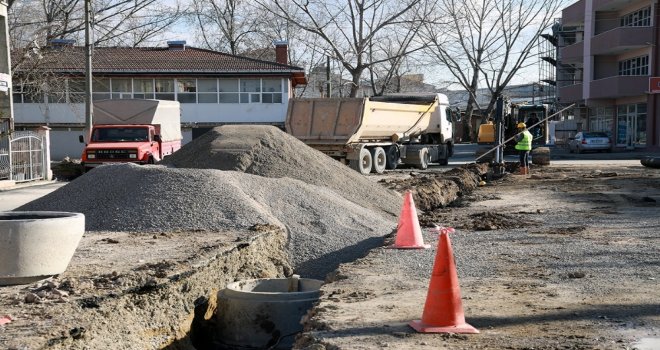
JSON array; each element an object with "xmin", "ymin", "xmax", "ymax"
[{"xmin": 568, "ymin": 132, "xmax": 612, "ymax": 153}]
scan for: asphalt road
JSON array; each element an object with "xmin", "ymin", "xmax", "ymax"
[{"xmin": 0, "ymin": 182, "xmax": 68, "ymax": 211}]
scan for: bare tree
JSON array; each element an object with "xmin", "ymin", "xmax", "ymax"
[
  {"xmin": 9, "ymin": 0, "xmax": 182, "ymax": 47},
  {"xmin": 187, "ymin": 0, "xmax": 262, "ymax": 55},
  {"xmin": 258, "ymin": 0, "xmax": 429, "ymax": 97},
  {"xmin": 424, "ymin": 0, "xmax": 562, "ymax": 141}
]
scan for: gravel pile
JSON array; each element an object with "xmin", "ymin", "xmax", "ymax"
[
  {"xmin": 159, "ymin": 125, "xmax": 401, "ymax": 216},
  {"xmin": 21, "ymin": 126, "xmax": 406, "ymax": 278}
]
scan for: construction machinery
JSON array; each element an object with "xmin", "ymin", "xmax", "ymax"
[{"xmin": 285, "ymin": 93, "xmax": 457, "ymax": 174}]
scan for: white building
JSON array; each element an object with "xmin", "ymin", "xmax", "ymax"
[{"xmin": 12, "ymin": 40, "xmax": 307, "ymax": 159}]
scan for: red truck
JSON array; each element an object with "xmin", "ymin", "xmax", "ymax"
[{"xmin": 79, "ymin": 99, "xmax": 182, "ymax": 171}]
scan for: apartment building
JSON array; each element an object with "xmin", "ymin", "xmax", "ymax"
[{"xmin": 557, "ymin": 0, "xmax": 659, "ymax": 150}]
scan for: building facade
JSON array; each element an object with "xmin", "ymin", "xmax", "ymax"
[
  {"xmin": 557, "ymin": 0, "xmax": 660, "ymax": 150},
  {"xmin": 12, "ymin": 41, "xmax": 306, "ymax": 159}
]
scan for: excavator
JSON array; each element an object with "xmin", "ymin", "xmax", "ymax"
[{"xmin": 475, "ymin": 100, "xmax": 549, "ymax": 161}]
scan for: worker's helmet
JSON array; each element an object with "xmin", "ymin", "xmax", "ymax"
[{"xmin": 517, "ymin": 122, "xmax": 526, "ymax": 129}]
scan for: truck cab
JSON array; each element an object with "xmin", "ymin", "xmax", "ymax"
[
  {"xmin": 79, "ymin": 99, "xmax": 182, "ymax": 171},
  {"xmin": 80, "ymin": 125, "xmax": 161, "ymax": 170}
]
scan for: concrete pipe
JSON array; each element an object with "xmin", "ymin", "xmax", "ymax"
[
  {"xmin": 215, "ymin": 276, "xmax": 323, "ymax": 349},
  {"xmin": 0, "ymin": 211, "xmax": 85, "ymax": 286}
]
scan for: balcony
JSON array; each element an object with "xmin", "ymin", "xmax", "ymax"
[
  {"xmin": 562, "ymin": 0, "xmax": 585, "ymax": 26},
  {"xmin": 591, "ymin": 26, "xmax": 652, "ymax": 55},
  {"xmin": 558, "ymin": 83, "xmax": 584, "ymax": 103},
  {"xmin": 594, "ymin": 0, "xmax": 640, "ymax": 12},
  {"xmin": 560, "ymin": 41, "xmax": 584, "ymax": 64},
  {"xmin": 589, "ymin": 76, "xmax": 648, "ymax": 99}
]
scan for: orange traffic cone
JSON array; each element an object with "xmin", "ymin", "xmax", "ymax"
[
  {"xmin": 389, "ymin": 191, "xmax": 430, "ymax": 249},
  {"xmin": 409, "ymin": 231, "xmax": 479, "ymax": 333}
]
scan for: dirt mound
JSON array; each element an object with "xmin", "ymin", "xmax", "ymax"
[
  {"xmin": 379, "ymin": 163, "xmax": 488, "ymax": 211},
  {"xmin": 18, "ymin": 164, "xmax": 396, "ymax": 279},
  {"xmin": 160, "ymin": 125, "xmax": 401, "ymax": 216}
]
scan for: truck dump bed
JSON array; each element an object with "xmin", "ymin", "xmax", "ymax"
[
  {"xmin": 93, "ymin": 99, "xmax": 182, "ymax": 142},
  {"xmin": 286, "ymin": 97, "xmax": 438, "ymax": 146}
]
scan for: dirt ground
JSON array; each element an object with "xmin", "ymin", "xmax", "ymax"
[
  {"xmin": 2, "ymin": 161, "xmax": 659, "ymax": 350},
  {"xmin": 296, "ymin": 162, "xmax": 660, "ymax": 350}
]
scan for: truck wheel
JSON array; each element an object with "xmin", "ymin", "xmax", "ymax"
[
  {"xmin": 370, "ymin": 147, "xmax": 386, "ymax": 174},
  {"xmin": 349, "ymin": 148, "xmax": 373, "ymax": 175},
  {"xmin": 385, "ymin": 146, "xmax": 399, "ymax": 170},
  {"xmin": 438, "ymin": 156, "xmax": 449, "ymax": 166},
  {"xmin": 418, "ymin": 148, "xmax": 430, "ymax": 170}
]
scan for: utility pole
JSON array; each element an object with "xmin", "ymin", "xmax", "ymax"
[{"xmin": 83, "ymin": 0, "xmax": 93, "ymax": 142}]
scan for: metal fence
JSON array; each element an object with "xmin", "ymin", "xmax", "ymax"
[{"xmin": 0, "ymin": 130, "xmax": 46, "ymax": 182}]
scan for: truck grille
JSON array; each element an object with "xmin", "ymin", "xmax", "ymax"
[{"xmin": 94, "ymin": 149, "xmax": 133, "ymax": 160}]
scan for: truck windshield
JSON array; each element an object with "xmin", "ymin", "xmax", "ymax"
[{"xmin": 92, "ymin": 127, "xmax": 150, "ymax": 142}]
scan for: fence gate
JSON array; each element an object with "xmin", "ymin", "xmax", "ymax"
[{"xmin": 5, "ymin": 131, "xmax": 46, "ymax": 182}]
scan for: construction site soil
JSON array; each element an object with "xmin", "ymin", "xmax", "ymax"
[{"xmin": 2, "ymin": 126, "xmax": 658, "ymax": 350}]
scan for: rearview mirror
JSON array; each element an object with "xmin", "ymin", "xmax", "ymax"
[
  {"xmin": 78, "ymin": 135, "xmax": 84, "ymax": 143},
  {"xmin": 153, "ymin": 134, "xmax": 162, "ymax": 142}
]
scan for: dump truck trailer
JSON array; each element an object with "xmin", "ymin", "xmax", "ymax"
[
  {"xmin": 285, "ymin": 93, "xmax": 456, "ymax": 174},
  {"xmin": 79, "ymin": 99, "xmax": 182, "ymax": 170}
]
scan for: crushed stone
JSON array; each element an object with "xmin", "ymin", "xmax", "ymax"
[
  {"xmin": 159, "ymin": 125, "xmax": 402, "ymax": 216},
  {"xmin": 20, "ymin": 125, "xmax": 408, "ymax": 280}
]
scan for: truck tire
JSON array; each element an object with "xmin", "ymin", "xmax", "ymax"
[
  {"xmin": 349, "ymin": 148, "xmax": 373, "ymax": 175},
  {"xmin": 385, "ymin": 146, "xmax": 399, "ymax": 170},
  {"xmin": 418, "ymin": 148, "xmax": 430, "ymax": 170},
  {"xmin": 370, "ymin": 147, "xmax": 386, "ymax": 174},
  {"xmin": 438, "ymin": 155, "xmax": 449, "ymax": 166}
]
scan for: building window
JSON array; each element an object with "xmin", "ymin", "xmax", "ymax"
[
  {"xmin": 155, "ymin": 79, "xmax": 175, "ymax": 100},
  {"xmin": 198, "ymin": 79, "xmax": 218, "ymax": 103},
  {"xmin": 12, "ymin": 84, "xmax": 23, "ymax": 104},
  {"xmin": 618, "ymin": 56, "xmax": 648, "ymax": 76},
  {"xmin": 240, "ymin": 79, "xmax": 261, "ymax": 103},
  {"xmin": 93, "ymin": 78, "xmax": 111, "ymax": 100},
  {"xmin": 177, "ymin": 79, "xmax": 197, "ymax": 103},
  {"xmin": 134, "ymin": 79, "xmax": 155, "ymax": 99},
  {"xmin": 111, "ymin": 78, "xmax": 132, "ymax": 99},
  {"xmin": 68, "ymin": 79, "xmax": 86, "ymax": 103},
  {"xmin": 589, "ymin": 107, "xmax": 613, "ymax": 134},
  {"xmin": 262, "ymin": 79, "xmax": 283, "ymax": 103},
  {"xmin": 616, "ymin": 103, "xmax": 647, "ymax": 146},
  {"xmin": 219, "ymin": 79, "xmax": 239, "ymax": 103},
  {"xmin": 620, "ymin": 7, "xmax": 651, "ymax": 27}
]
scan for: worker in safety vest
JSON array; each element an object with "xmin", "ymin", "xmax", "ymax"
[{"xmin": 514, "ymin": 122, "xmax": 533, "ymax": 175}]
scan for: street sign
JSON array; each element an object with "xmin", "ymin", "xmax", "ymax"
[{"xmin": 649, "ymin": 77, "xmax": 660, "ymax": 93}]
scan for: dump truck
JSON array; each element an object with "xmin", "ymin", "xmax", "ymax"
[
  {"xmin": 79, "ymin": 99, "xmax": 182, "ymax": 171},
  {"xmin": 285, "ymin": 93, "xmax": 456, "ymax": 174}
]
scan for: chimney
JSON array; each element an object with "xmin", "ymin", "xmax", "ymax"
[
  {"xmin": 167, "ymin": 40, "xmax": 187, "ymax": 51},
  {"xmin": 274, "ymin": 40, "xmax": 288, "ymax": 65}
]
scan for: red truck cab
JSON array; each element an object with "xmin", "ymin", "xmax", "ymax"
[{"xmin": 79, "ymin": 99, "xmax": 182, "ymax": 171}]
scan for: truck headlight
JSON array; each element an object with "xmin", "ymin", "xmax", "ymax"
[{"xmin": 87, "ymin": 153, "xmax": 96, "ymax": 159}]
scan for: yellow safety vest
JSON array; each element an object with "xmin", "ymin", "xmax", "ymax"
[{"xmin": 515, "ymin": 130, "xmax": 533, "ymax": 151}]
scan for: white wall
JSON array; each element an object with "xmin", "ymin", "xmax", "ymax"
[{"xmin": 15, "ymin": 97, "xmax": 290, "ymax": 159}]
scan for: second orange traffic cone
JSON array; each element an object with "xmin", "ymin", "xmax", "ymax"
[
  {"xmin": 389, "ymin": 191, "xmax": 430, "ymax": 249},
  {"xmin": 409, "ymin": 231, "xmax": 479, "ymax": 333}
]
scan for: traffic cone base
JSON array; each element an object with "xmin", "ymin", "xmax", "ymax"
[
  {"xmin": 409, "ymin": 320, "xmax": 479, "ymax": 334},
  {"xmin": 389, "ymin": 191, "xmax": 430, "ymax": 249},
  {"xmin": 388, "ymin": 243, "xmax": 431, "ymax": 249}
]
